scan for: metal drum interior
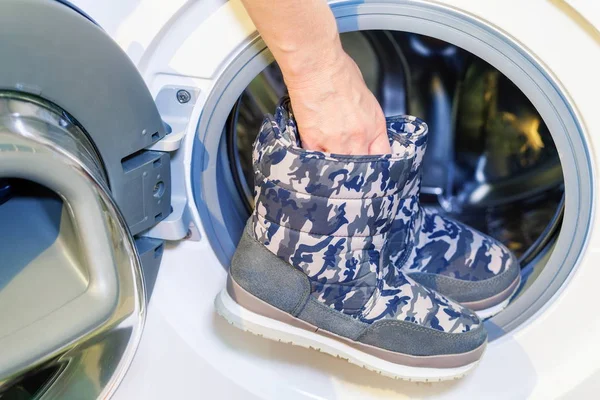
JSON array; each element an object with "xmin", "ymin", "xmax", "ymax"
[{"xmin": 227, "ymin": 31, "xmax": 564, "ymax": 315}]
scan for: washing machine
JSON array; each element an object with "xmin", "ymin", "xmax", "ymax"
[{"xmin": 0, "ymin": 0, "xmax": 599, "ymax": 399}]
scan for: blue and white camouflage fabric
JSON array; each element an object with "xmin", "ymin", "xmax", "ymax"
[
  {"xmin": 251, "ymin": 98, "xmax": 479, "ymax": 334},
  {"xmin": 387, "ymin": 116, "xmax": 520, "ymax": 306}
]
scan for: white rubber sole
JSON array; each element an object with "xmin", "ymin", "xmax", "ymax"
[
  {"xmin": 215, "ymin": 288, "xmax": 481, "ymax": 382},
  {"xmin": 475, "ymin": 297, "xmax": 512, "ymax": 320},
  {"xmin": 474, "ymin": 277, "xmax": 521, "ymax": 320}
]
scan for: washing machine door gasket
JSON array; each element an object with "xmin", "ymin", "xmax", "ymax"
[
  {"xmin": 192, "ymin": 0, "xmax": 594, "ymax": 341},
  {"xmin": 0, "ymin": 0, "xmax": 173, "ymax": 397}
]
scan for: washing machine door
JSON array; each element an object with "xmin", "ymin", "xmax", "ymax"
[{"xmin": 0, "ymin": 0, "xmax": 172, "ymax": 398}]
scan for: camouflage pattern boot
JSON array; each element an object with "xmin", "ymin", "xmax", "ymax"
[
  {"xmin": 387, "ymin": 118, "xmax": 521, "ymax": 320},
  {"xmin": 215, "ymin": 99, "xmax": 487, "ymax": 381}
]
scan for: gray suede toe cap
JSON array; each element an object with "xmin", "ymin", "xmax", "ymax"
[{"xmin": 357, "ymin": 319, "xmax": 487, "ymax": 357}]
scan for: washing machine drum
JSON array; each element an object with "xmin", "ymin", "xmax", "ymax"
[
  {"xmin": 230, "ymin": 31, "xmax": 564, "ymax": 267},
  {"xmin": 0, "ymin": 0, "xmax": 170, "ymax": 395}
]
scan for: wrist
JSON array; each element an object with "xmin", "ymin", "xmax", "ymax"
[
  {"xmin": 280, "ymin": 43, "xmax": 348, "ymax": 90},
  {"xmin": 276, "ymin": 31, "xmax": 346, "ymax": 89}
]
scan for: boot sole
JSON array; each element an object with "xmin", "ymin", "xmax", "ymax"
[
  {"xmin": 466, "ymin": 275, "xmax": 522, "ymax": 320},
  {"xmin": 215, "ymin": 280, "xmax": 485, "ymax": 382}
]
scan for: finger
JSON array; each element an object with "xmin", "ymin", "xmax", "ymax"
[
  {"xmin": 368, "ymin": 133, "xmax": 392, "ymax": 155},
  {"xmin": 302, "ymin": 133, "xmax": 369, "ymax": 155},
  {"xmin": 300, "ymin": 135, "xmax": 334, "ymax": 153},
  {"xmin": 327, "ymin": 138, "xmax": 372, "ymax": 155}
]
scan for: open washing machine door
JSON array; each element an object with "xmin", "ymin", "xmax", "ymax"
[
  {"xmin": 4, "ymin": 0, "xmax": 600, "ymax": 399},
  {"xmin": 0, "ymin": 0, "xmax": 177, "ymax": 398}
]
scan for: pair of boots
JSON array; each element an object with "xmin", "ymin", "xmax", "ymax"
[{"xmin": 215, "ymin": 99, "xmax": 520, "ymax": 381}]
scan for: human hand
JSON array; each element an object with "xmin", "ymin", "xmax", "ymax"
[{"xmin": 283, "ymin": 50, "xmax": 391, "ymax": 156}]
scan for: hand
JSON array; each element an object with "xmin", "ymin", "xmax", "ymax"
[{"xmin": 283, "ymin": 51, "xmax": 391, "ymax": 155}]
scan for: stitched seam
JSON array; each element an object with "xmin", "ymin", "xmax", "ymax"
[
  {"xmin": 394, "ymin": 239, "xmax": 415, "ymax": 270},
  {"xmin": 356, "ymin": 272, "xmax": 384, "ymax": 320},
  {"xmin": 285, "ymin": 146, "xmax": 412, "ymax": 162},
  {"xmin": 408, "ymin": 264, "xmax": 519, "ymax": 288},
  {"xmin": 263, "ymin": 113, "xmax": 427, "ymax": 163},
  {"xmin": 311, "ymin": 278, "xmax": 376, "ymax": 288},
  {"xmin": 356, "ymin": 225, "xmax": 417, "ymax": 319},
  {"xmin": 306, "ymin": 296, "xmax": 368, "ymax": 327},
  {"xmin": 308, "ymin": 297, "xmax": 358, "ymax": 322},
  {"xmin": 244, "ymin": 223, "xmax": 311, "ymax": 316},
  {"xmin": 250, "ymin": 222, "xmax": 382, "ymax": 318},
  {"xmin": 292, "ymin": 290, "xmax": 310, "ymax": 317},
  {"xmin": 309, "ymin": 281, "xmax": 377, "ymax": 318},
  {"xmin": 255, "ymin": 170, "xmax": 408, "ymax": 200},
  {"xmin": 357, "ymin": 320, "xmax": 483, "ymax": 341},
  {"xmin": 263, "ymin": 116, "xmax": 417, "ymax": 163},
  {"xmin": 254, "ymin": 211, "xmax": 391, "ymax": 239}
]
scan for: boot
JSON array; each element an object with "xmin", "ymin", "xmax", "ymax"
[
  {"xmin": 215, "ymin": 99, "xmax": 487, "ymax": 381},
  {"xmin": 387, "ymin": 118, "xmax": 521, "ymax": 320}
]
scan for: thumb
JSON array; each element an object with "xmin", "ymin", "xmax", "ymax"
[{"xmin": 368, "ymin": 131, "xmax": 392, "ymax": 155}]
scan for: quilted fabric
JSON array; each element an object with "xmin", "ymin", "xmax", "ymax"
[
  {"xmin": 251, "ymin": 99, "xmax": 479, "ymax": 333},
  {"xmin": 387, "ymin": 116, "xmax": 518, "ymax": 284}
]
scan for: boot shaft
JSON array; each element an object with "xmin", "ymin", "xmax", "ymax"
[
  {"xmin": 251, "ymin": 99, "xmax": 428, "ymax": 314},
  {"xmin": 386, "ymin": 116, "xmax": 430, "ymax": 267}
]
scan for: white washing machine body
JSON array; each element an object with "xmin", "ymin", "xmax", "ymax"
[{"xmin": 8, "ymin": 0, "xmax": 600, "ymax": 398}]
